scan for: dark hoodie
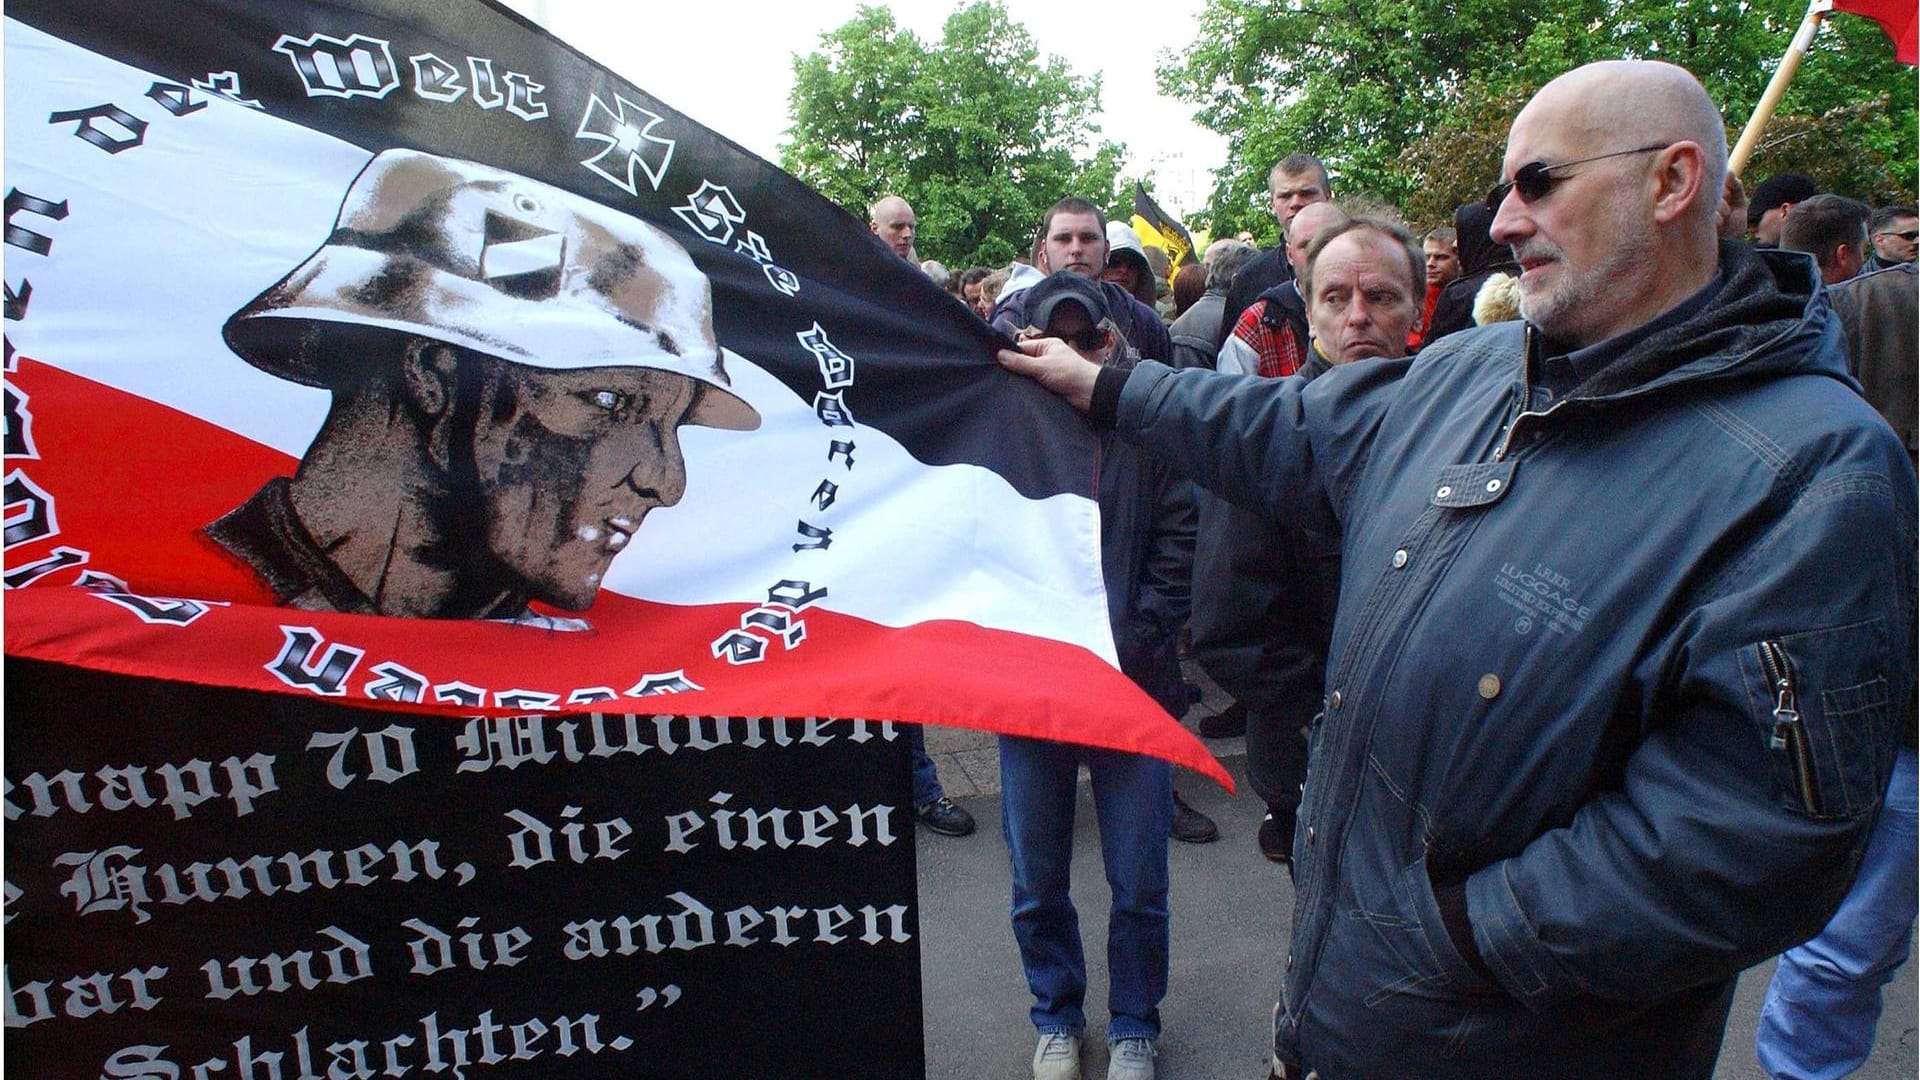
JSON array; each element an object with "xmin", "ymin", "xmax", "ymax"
[{"xmin": 1423, "ymin": 200, "xmax": 1520, "ymax": 345}]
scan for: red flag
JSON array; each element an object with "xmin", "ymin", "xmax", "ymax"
[{"xmin": 1833, "ymin": 0, "xmax": 1918, "ymax": 64}]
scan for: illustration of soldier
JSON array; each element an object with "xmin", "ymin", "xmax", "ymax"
[{"xmin": 206, "ymin": 149, "xmax": 760, "ymax": 622}]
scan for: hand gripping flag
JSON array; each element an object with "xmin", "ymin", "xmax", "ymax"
[{"xmin": 1, "ymin": 0, "xmax": 1227, "ymax": 787}]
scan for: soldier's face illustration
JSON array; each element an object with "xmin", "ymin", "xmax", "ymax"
[{"xmin": 467, "ymin": 361, "xmax": 701, "ymax": 610}]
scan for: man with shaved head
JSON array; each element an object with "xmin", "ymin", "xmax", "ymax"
[
  {"xmin": 869, "ymin": 194, "xmax": 918, "ymax": 261},
  {"xmin": 1216, "ymin": 201, "xmax": 1348, "ymax": 378},
  {"xmin": 997, "ymin": 60, "xmax": 1914, "ymax": 1076}
]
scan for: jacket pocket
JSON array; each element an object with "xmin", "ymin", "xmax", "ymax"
[
  {"xmin": 1348, "ymin": 856, "xmax": 1500, "ymax": 1008},
  {"xmin": 1743, "ymin": 621, "xmax": 1893, "ymax": 821},
  {"xmin": 1403, "ymin": 857, "xmax": 1500, "ymax": 999}
]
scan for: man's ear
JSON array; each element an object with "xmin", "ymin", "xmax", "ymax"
[
  {"xmin": 1835, "ymin": 241, "xmax": 1864, "ymax": 281},
  {"xmin": 399, "ymin": 339, "xmax": 464, "ymax": 472},
  {"xmin": 399, "ymin": 339, "xmax": 458, "ymax": 418},
  {"xmin": 1650, "ymin": 142, "xmax": 1709, "ymax": 227}
]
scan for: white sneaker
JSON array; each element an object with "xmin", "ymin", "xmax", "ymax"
[
  {"xmin": 1106, "ymin": 1037, "xmax": 1156, "ymax": 1080},
  {"xmin": 1032, "ymin": 1031, "xmax": 1082, "ymax": 1080}
]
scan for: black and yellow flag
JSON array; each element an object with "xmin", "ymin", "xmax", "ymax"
[{"xmin": 1131, "ymin": 182, "xmax": 1196, "ymax": 270}]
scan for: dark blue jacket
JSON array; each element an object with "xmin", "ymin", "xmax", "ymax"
[
  {"xmin": 1188, "ymin": 351, "xmax": 1336, "ymax": 809},
  {"xmin": 1114, "ymin": 242, "xmax": 1916, "ymax": 1075},
  {"xmin": 1099, "ymin": 350, "xmax": 1195, "ymax": 716}
]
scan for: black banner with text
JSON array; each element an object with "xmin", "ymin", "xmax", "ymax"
[{"xmin": 3, "ymin": 659, "xmax": 922, "ymax": 1078}]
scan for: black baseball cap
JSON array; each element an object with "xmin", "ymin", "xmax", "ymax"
[
  {"xmin": 1747, "ymin": 173, "xmax": 1818, "ymax": 227},
  {"xmin": 1025, "ymin": 271, "xmax": 1111, "ymax": 328}
]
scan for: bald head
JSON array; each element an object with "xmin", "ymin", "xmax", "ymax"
[
  {"xmin": 869, "ymin": 195, "xmax": 917, "ymax": 259},
  {"xmin": 1516, "ymin": 61, "xmax": 1727, "ymax": 235},
  {"xmin": 1491, "ymin": 61, "xmax": 1727, "ymax": 348},
  {"xmin": 1286, "ymin": 202, "xmax": 1350, "ymax": 281}
]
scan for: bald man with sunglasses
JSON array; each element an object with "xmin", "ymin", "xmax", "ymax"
[{"xmin": 998, "ymin": 59, "xmax": 1914, "ymax": 1078}]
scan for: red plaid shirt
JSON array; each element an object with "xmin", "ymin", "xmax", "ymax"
[{"xmin": 1227, "ymin": 299, "xmax": 1307, "ymax": 378}]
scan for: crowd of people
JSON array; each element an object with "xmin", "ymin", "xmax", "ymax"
[{"xmin": 871, "ymin": 57, "xmax": 1915, "ymax": 1080}]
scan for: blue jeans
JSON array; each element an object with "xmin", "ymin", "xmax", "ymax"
[
  {"xmin": 909, "ymin": 724, "xmax": 943, "ymax": 807},
  {"xmin": 998, "ymin": 735, "xmax": 1172, "ymax": 1043},
  {"xmin": 1756, "ymin": 746, "xmax": 1917, "ymax": 1079}
]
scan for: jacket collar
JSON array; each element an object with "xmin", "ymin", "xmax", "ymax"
[{"xmin": 1529, "ymin": 240, "xmax": 1852, "ymax": 405}]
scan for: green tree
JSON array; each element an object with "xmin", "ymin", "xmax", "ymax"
[
  {"xmin": 1160, "ymin": 0, "xmax": 1916, "ymax": 240},
  {"xmin": 782, "ymin": 3, "xmax": 1125, "ymax": 268}
]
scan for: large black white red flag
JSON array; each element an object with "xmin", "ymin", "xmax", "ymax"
[{"xmin": 1, "ymin": 0, "xmax": 1224, "ymax": 783}]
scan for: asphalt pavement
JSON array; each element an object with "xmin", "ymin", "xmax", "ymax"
[{"xmin": 913, "ymin": 684, "xmax": 1918, "ymax": 1079}]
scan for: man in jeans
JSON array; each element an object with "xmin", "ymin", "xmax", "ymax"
[
  {"xmin": 1754, "ymin": 245, "xmax": 1920, "ymax": 1080},
  {"xmin": 1001, "ymin": 271, "xmax": 1194, "ymax": 1080}
]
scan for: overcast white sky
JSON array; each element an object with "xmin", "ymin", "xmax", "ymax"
[{"xmin": 499, "ymin": 0, "xmax": 1229, "ymax": 215}]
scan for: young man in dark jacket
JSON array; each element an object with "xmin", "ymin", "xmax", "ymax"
[
  {"xmin": 1214, "ymin": 153, "xmax": 1334, "ymax": 349},
  {"xmin": 1000, "ymin": 272, "xmax": 1195, "ymax": 1080},
  {"xmin": 993, "ymin": 196, "xmax": 1213, "ymax": 843},
  {"xmin": 999, "ymin": 59, "xmax": 1915, "ymax": 1078},
  {"xmin": 991, "ymin": 198, "xmax": 1172, "ymax": 365}
]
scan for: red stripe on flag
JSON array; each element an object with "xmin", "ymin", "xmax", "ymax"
[
  {"xmin": 5, "ymin": 588, "xmax": 1229, "ymax": 782},
  {"xmin": 4, "ymin": 358, "xmax": 1230, "ymax": 787}
]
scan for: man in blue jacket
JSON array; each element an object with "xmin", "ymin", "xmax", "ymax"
[{"xmin": 997, "ymin": 59, "xmax": 1915, "ymax": 1078}]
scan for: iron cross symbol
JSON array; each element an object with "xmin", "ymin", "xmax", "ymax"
[{"xmin": 575, "ymin": 92, "xmax": 676, "ymax": 196}]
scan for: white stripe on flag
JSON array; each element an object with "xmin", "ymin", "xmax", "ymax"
[{"xmin": 4, "ymin": 19, "xmax": 1119, "ymax": 666}]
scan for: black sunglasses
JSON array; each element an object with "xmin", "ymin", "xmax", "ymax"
[
  {"xmin": 1485, "ymin": 144, "xmax": 1672, "ymax": 214},
  {"xmin": 1064, "ymin": 327, "xmax": 1108, "ymax": 353},
  {"xmin": 1879, "ymin": 229, "xmax": 1920, "ymax": 242}
]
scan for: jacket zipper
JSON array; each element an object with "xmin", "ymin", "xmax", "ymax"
[
  {"xmin": 1758, "ymin": 639, "xmax": 1822, "ymax": 815},
  {"xmin": 1494, "ymin": 326, "xmax": 1568, "ymax": 462}
]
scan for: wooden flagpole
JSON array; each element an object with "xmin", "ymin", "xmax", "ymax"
[{"xmin": 1730, "ymin": 0, "xmax": 1834, "ymax": 175}]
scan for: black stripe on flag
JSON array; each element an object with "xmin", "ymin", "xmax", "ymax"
[{"xmin": 8, "ymin": 0, "xmax": 1089, "ymax": 501}]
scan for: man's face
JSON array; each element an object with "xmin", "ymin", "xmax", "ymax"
[
  {"xmin": 1042, "ymin": 211, "xmax": 1108, "ymax": 277},
  {"xmin": 1423, "ymin": 238, "xmax": 1461, "ymax": 287},
  {"xmin": 1490, "ymin": 102, "xmax": 1659, "ymax": 348},
  {"xmin": 1102, "ymin": 259, "xmax": 1141, "ymax": 294},
  {"xmin": 1269, "ymin": 168, "xmax": 1329, "ymax": 228},
  {"xmin": 1753, "ymin": 204, "xmax": 1792, "ymax": 247},
  {"xmin": 468, "ymin": 362, "xmax": 700, "ymax": 610},
  {"xmin": 1041, "ymin": 302, "xmax": 1115, "ymax": 363},
  {"xmin": 1873, "ymin": 214, "xmax": 1918, "ymax": 263},
  {"xmin": 1306, "ymin": 231, "xmax": 1419, "ymax": 365},
  {"xmin": 1285, "ymin": 203, "xmax": 1342, "ymax": 281},
  {"xmin": 963, "ymin": 281, "xmax": 985, "ymax": 314},
  {"xmin": 871, "ymin": 201, "xmax": 917, "ymax": 259}
]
